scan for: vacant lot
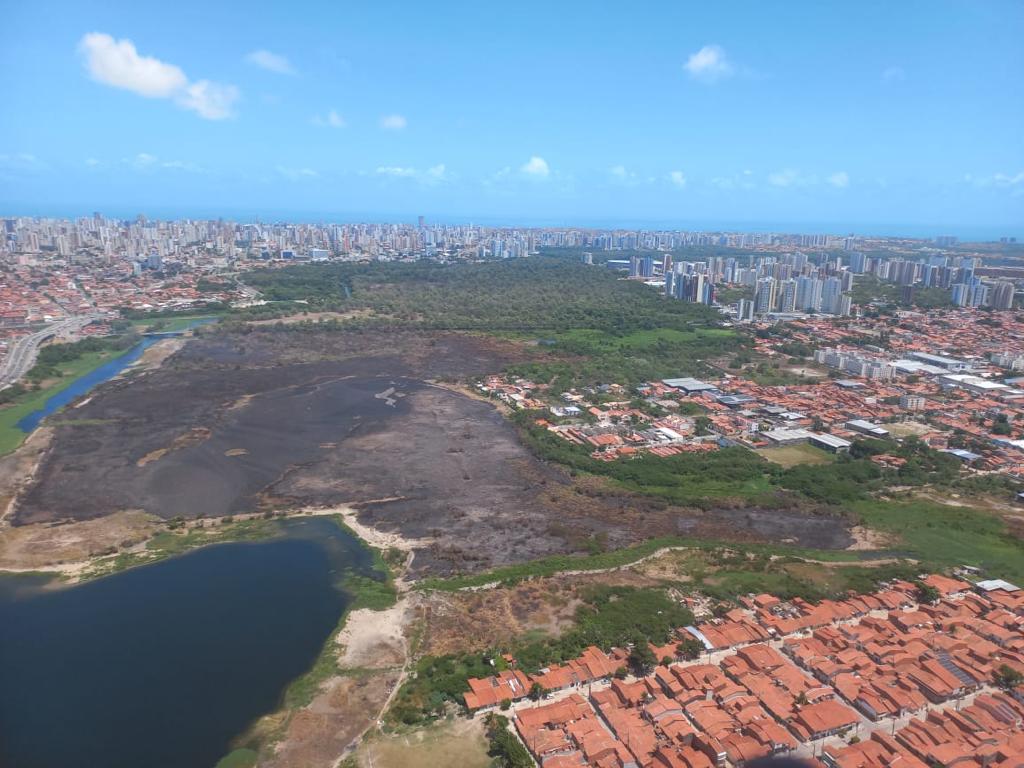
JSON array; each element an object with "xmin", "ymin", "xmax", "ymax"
[
  {"xmin": 755, "ymin": 443, "xmax": 835, "ymax": 468},
  {"xmin": 354, "ymin": 718, "xmax": 491, "ymax": 768}
]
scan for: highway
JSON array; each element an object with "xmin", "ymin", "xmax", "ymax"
[{"xmin": 0, "ymin": 314, "xmax": 106, "ymax": 388}]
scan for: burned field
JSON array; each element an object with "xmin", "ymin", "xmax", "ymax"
[{"xmin": 13, "ymin": 328, "xmax": 853, "ymax": 577}]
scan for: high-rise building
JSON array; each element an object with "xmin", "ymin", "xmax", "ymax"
[
  {"xmin": 990, "ymin": 281, "xmax": 1015, "ymax": 310},
  {"xmin": 754, "ymin": 278, "xmax": 777, "ymax": 315}
]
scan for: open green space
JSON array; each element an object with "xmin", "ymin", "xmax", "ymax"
[
  {"xmin": 0, "ymin": 345, "xmax": 134, "ymax": 455},
  {"xmin": 755, "ymin": 443, "xmax": 835, "ymax": 468},
  {"xmin": 505, "ymin": 326, "xmax": 736, "ymax": 388},
  {"xmin": 238, "ymin": 257, "xmax": 721, "ymax": 333},
  {"xmin": 850, "ymin": 274, "xmax": 953, "ymax": 310},
  {"xmin": 129, "ymin": 313, "xmax": 221, "ymax": 332},
  {"xmin": 214, "ymin": 749, "xmax": 258, "ymax": 768},
  {"xmin": 80, "ymin": 515, "xmax": 288, "ymax": 580},
  {"xmin": 389, "ymin": 584, "xmax": 692, "ymax": 725},
  {"xmin": 853, "ymin": 499, "xmax": 1024, "ymax": 583},
  {"xmin": 416, "ymin": 534, "xmax": 895, "ymax": 593}
]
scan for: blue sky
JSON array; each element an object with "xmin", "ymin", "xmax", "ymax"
[{"xmin": 1, "ymin": 0, "xmax": 1022, "ymax": 236}]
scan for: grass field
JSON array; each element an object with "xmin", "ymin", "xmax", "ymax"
[
  {"xmin": 129, "ymin": 314, "xmax": 220, "ymax": 332},
  {"xmin": 755, "ymin": 443, "xmax": 835, "ymax": 468},
  {"xmin": 853, "ymin": 499, "xmax": 1024, "ymax": 582},
  {"xmin": 214, "ymin": 749, "xmax": 257, "ymax": 768},
  {"xmin": 0, "ymin": 349, "xmax": 131, "ymax": 455},
  {"xmin": 507, "ymin": 326, "xmax": 738, "ymax": 387},
  {"xmin": 416, "ymin": 534, "xmax": 895, "ymax": 592}
]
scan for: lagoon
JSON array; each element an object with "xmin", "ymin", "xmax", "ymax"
[{"xmin": 0, "ymin": 517, "xmax": 374, "ymax": 768}]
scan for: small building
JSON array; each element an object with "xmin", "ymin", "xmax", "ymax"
[
  {"xmin": 762, "ymin": 428, "xmax": 814, "ymax": 445},
  {"xmin": 662, "ymin": 377, "xmax": 717, "ymax": 394},
  {"xmin": 899, "ymin": 394, "xmax": 927, "ymax": 410},
  {"xmin": 809, "ymin": 433, "xmax": 852, "ymax": 454},
  {"xmin": 716, "ymin": 394, "xmax": 756, "ymax": 408},
  {"xmin": 846, "ymin": 419, "xmax": 890, "ymax": 438},
  {"xmin": 942, "ymin": 448, "xmax": 982, "ymax": 464},
  {"xmin": 976, "ymin": 579, "xmax": 1020, "ymax": 593},
  {"xmin": 908, "ymin": 351, "xmax": 971, "ymax": 371}
]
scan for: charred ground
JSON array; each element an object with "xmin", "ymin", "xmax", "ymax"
[{"xmin": 12, "ymin": 327, "xmax": 852, "ymax": 577}]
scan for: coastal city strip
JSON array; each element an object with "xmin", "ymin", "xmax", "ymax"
[{"xmin": 465, "ymin": 574, "xmax": 1024, "ymax": 768}]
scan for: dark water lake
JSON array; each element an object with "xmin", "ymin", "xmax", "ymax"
[{"xmin": 0, "ymin": 517, "xmax": 375, "ymax": 768}]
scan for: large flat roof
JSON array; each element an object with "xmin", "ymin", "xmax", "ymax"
[{"xmin": 662, "ymin": 377, "xmax": 716, "ymax": 392}]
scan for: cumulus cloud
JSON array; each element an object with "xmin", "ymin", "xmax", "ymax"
[
  {"xmin": 520, "ymin": 156, "xmax": 550, "ymax": 178},
  {"xmin": 374, "ymin": 164, "xmax": 449, "ymax": 184},
  {"xmin": 78, "ymin": 33, "xmax": 238, "ymax": 120},
  {"xmin": 710, "ymin": 170, "xmax": 755, "ymax": 190},
  {"xmin": 376, "ymin": 166, "xmax": 417, "ymax": 177},
  {"xmin": 992, "ymin": 171, "xmax": 1024, "ymax": 187},
  {"xmin": 827, "ymin": 171, "xmax": 850, "ymax": 188},
  {"xmin": 768, "ymin": 168, "xmax": 818, "ymax": 188},
  {"xmin": 969, "ymin": 171, "xmax": 1024, "ymax": 194},
  {"xmin": 380, "ymin": 114, "xmax": 407, "ymax": 130},
  {"xmin": 684, "ymin": 45, "xmax": 734, "ymax": 83},
  {"xmin": 668, "ymin": 170, "xmax": 687, "ymax": 188},
  {"xmin": 177, "ymin": 80, "xmax": 239, "ymax": 120},
  {"xmin": 245, "ymin": 49, "xmax": 296, "ymax": 75},
  {"xmin": 312, "ymin": 109, "xmax": 346, "ymax": 128}
]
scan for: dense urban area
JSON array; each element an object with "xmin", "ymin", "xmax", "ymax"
[{"xmin": 2, "ymin": 215, "xmax": 1024, "ymax": 768}]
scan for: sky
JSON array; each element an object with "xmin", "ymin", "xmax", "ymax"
[{"xmin": 0, "ymin": 0, "xmax": 1022, "ymax": 237}]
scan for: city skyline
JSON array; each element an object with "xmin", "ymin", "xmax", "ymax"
[{"xmin": 1, "ymin": 1, "xmax": 1022, "ymax": 236}]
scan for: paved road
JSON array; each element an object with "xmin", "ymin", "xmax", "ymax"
[{"xmin": 0, "ymin": 314, "xmax": 105, "ymax": 387}]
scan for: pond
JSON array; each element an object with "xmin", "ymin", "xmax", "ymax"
[{"xmin": 0, "ymin": 516, "xmax": 376, "ymax": 768}]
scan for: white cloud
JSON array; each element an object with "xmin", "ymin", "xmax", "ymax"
[
  {"xmin": 79, "ymin": 33, "xmax": 186, "ymax": 97},
  {"xmin": 78, "ymin": 33, "xmax": 238, "ymax": 120},
  {"xmin": 376, "ymin": 166, "xmax": 417, "ymax": 177},
  {"xmin": 610, "ymin": 165, "xmax": 629, "ymax": 179},
  {"xmin": 768, "ymin": 168, "xmax": 817, "ymax": 188},
  {"xmin": 85, "ymin": 158, "xmax": 100, "ymax": 167},
  {"xmin": 0, "ymin": 153, "xmax": 44, "ymax": 172},
  {"xmin": 177, "ymin": 80, "xmax": 239, "ymax": 121},
  {"xmin": 971, "ymin": 171, "xmax": 1024, "ymax": 193},
  {"xmin": 684, "ymin": 45, "xmax": 734, "ymax": 83},
  {"xmin": 993, "ymin": 171, "xmax": 1024, "ymax": 187},
  {"xmin": 245, "ymin": 50, "xmax": 296, "ymax": 75},
  {"xmin": 521, "ymin": 156, "xmax": 550, "ymax": 178},
  {"xmin": 374, "ymin": 164, "xmax": 449, "ymax": 184},
  {"xmin": 277, "ymin": 166, "xmax": 318, "ymax": 180},
  {"xmin": 881, "ymin": 66, "xmax": 906, "ymax": 83},
  {"xmin": 380, "ymin": 114, "xmax": 407, "ymax": 130},
  {"xmin": 668, "ymin": 170, "xmax": 687, "ymax": 188},
  {"xmin": 124, "ymin": 153, "xmax": 202, "ymax": 172},
  {"xmin": 710, "ymin": 171, "xmax": 755, "ymax": 191},
  {"xmin": 827, "ymin": 171, "xmax": 850, "ymax": 188},
  {"xmin": 312, "ymin": 109, "xmax": 346, "ymax": 128}
]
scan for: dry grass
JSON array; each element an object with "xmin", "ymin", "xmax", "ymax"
[
  {"xmin": 755, "ymin": 443, "xmax": 835, "ymax": 468},
  {"xmin": 356, "ymin": 717, "xmax": 491, "ymax": 768}
]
